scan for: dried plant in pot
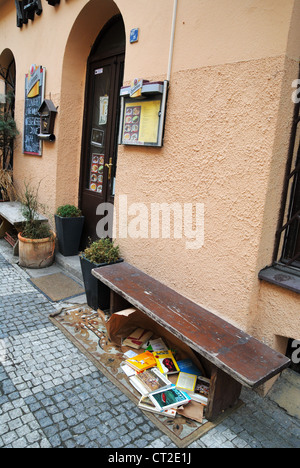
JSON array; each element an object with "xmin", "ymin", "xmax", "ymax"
[
  {"xmin": 0, "ymin": 169, "xmax": 16, "ymax": 202},
  {"xmin": 18, "ymin": 182, "xmax": 56, "ymax": 269},
  {"xmin": 80, "ymin": 238, "xmax": 123, "ymax": 310},
  {"xmin": 55, "ymin": 204, "xmax": 85, "ymax": 256}
]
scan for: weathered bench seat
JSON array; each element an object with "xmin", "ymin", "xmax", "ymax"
[
  {"xmin": 92, "ymin": 261, "xmax": 290, "ymax": 420},
  {"xmin": 0, "ymin": 201, "xmax": 48, "ymax": 253},
  {"xmin": 0, "ymin": 201, "xmax": 47, "ymax": 236}
]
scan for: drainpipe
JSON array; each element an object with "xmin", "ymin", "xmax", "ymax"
[{"xmin": 167, "ymin": 0, "xmax": 178, "ymax": 82}]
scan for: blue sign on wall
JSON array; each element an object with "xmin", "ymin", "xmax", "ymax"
[{"xmin": 130, "ymin": 28, "xmax": 139, "ymax": 44}]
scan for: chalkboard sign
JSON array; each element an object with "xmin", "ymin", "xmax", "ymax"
[{"xmin": 23, "ymin": 65, "xmax": 45, "ymax": 156}]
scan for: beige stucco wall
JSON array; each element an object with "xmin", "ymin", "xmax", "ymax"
[{"xmin": 0, "ymin": 0, "xmax": 299, "ymax": 372}]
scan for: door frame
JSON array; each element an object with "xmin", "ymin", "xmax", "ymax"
[{"xmin": 78, "ymin": 15, "xmax": 125, "ymax": 241}]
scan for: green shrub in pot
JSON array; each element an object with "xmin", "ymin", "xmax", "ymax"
[
  {"xmin": 80, "ymin": 238, "xmax": 122, "ymax": 311},
  {"xmin": 55, "ymin": 204, "xmax": 84, "ymax": 257}
]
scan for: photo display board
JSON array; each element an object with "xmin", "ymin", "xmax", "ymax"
[{"xmin": 23, "ymin": 65, "xmax": 45, "ymax": 156}]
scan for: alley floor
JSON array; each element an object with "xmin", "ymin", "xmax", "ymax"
[{"xmin": 0, "ymin": 243, "xmax": 299, "ymax": 449}]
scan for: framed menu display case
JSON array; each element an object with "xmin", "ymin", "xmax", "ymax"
[{"xmin": 118, "ymin": 80, "xmax": 168, "ymax": 147}]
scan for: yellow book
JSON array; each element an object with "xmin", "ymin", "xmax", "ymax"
[
  {"xmin": 176, "ymin": 372, "xmax": 197, "ymax": 392},
  {"xmin": 153, "ymin": 350, "xmax": 180, "ymax": 375},
  {"xmin": 125, "ymin": 351, "xmax": 156, "ymax": 372}
]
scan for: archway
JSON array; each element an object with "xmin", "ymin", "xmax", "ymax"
[
  {"xmin": 79, "ymin": 15, "xmax": 125, "ymax": 244},
  {"xmin": 57, "ymin": 0, "xmax": 125, "ymax": 237},
  {"xmin": 0, "ymin": 49, "xmax": 16, "ymax": 171}
]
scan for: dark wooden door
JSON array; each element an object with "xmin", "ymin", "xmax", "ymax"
[{"xmin": 79, "ymin": 53, "xmax": 124, "ymax": 247}]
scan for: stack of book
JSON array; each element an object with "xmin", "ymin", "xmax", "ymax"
[{"xmin": 120, "ymin": 332, "xmax": 211, "ymax": 419}]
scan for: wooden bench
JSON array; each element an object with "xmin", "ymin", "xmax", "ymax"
[
  {"xmin": 0, "ymin": 201, "xmax": 48, "ymax": 254},
  {"xmin": 92, "ymin": 262, "xmax": 291, "ymax": 421}
]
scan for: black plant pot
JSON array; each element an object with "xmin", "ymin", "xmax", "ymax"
[
  {"xmin": 55, "ymin": 215, "xmax": 85, "ymax": 256},
  {"xmin": 80, "ymin": 255, "xmax": 123, "ymax": 311}
]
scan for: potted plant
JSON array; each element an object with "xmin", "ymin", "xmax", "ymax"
[
  {"xmin": 55, "ymin": 204, "xmax": 84, "ymax": 256},
  {"xmin": 18, "ymin": 182, "xmax": 56, "ymax": 269},
  {"xmin": 80, "ymin": 237, "xmax": 123, "ymax": 310},
  {"xmin": 0, "ymin": 91, "xmax": 18, "ymax": 201}
]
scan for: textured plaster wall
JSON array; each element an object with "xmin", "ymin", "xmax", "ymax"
[
  {"xmin": 114, "ymin": 55, "xmax": 297, "ymax": 333},
  {"xmin": 0, "ymin": 0, "xmax": 299, "ymax": 356}
]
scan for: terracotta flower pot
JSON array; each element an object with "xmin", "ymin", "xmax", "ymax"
[{"xmin": 18, "ymin": 231, "xmax": 56, "ymax": 269}]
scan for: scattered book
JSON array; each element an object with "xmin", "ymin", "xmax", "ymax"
[
  {"xmin": 154, "ymin": 350, "xmax": 180, "ymax": 375},
  {"xmin": 149, "ymin": 387, "xmax": 191, "ymax": 411},
  {"xmin": 120, "ymin": 363, "xmax": 136, "ymax": 377},
  {"xmin": 186, "ymin": 376, "xmax": 210, "ymax": 405},
  {"xmin": 125, "ymin": 351, "xmax": 156, "ymax": 372},
  {"xmin": 177, "ymin": 359, "xmax": 203, "ymax": 376},
  {"xmin": 149, "ymin": 338, "xmax": 169, "ymax": 352},
  {"xmin": 123, "ymin": 350, "xmax": 138, "ymax": 359},
  {"xmin": 194, "ymin": 376, "xmax": 210, "ymax": 398},
  {"xmin": 123, "ymin": 328, "xmax": 153, "ymax": 349},
  {"xmin": 138, "ymin": 396, "xmax": 177, "ymax": 418},
  {"xmin": 129, "ymin": 367, "xmax": 173, "ymax": 396},
  {"xmin": 176, "ymin": 372, "xmax": 197, "ymax": 392}
]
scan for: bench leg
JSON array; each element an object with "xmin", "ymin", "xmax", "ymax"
[
  {"xmin": 110, "ymin": 290, "xmax": 132, "ymax": 315},
  {"xmin": 0, "ymin": 218, "xmax": 11, "ymax": 238},
  {"xmin": 205, "ymin": 366, "xmax": 242, "ymax": 421},
  {"xmin": 13, "ymin": 239, "xmax": 19, "ymax": 256}
]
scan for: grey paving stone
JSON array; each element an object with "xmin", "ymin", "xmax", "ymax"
[{"xmin": 0, "ymin": 245, "xmax": 299, "ymax": 449}]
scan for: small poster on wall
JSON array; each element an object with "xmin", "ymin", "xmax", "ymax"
[
  {"xmin": 23, "ymin": 65, "xmax": 45, "ymax": 156},
  {"xmin": 89, "ymin": 153, "xmax": 104, "ymax": 193},
  {"xmin": 99, "ymin": 96, "xmax": 109, "ymax": 125}
]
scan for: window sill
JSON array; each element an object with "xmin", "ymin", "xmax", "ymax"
[{"xmin": 258, "ymin": 263, "xmax": 300, "ymax": 294}]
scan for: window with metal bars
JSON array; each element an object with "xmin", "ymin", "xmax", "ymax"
[
  {"xmin": 259, "ymin": 71, "xmax": 300, "ymax": 293},
  {"xmin": 273, "ymin": 96, "xmax": 300, "ymax": 268}
]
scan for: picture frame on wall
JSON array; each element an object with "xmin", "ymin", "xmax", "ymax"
[{"xmin": 91, "ymin": 128, "xmax": 105, "ymax": 147}]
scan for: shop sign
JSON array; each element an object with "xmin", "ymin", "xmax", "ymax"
[
  {"xmin": 15, "ymin": 0, "xmax": 42, "ymax": 28},
  {"xmin": 23, "ymin": 65, "xmax": 45, "ymax": 156},
  {"xmin": 130, "ymin": 79, "xmax": 143, "ymax": 98},
  {"xmin": 15, "ymin": 1, "xmax": 60, "ymax": 28},
  {"xmin": 130, "ymin": 28, "xmax": 139, "ymax": 44}
]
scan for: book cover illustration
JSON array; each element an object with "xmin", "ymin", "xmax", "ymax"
[
  {"xmin": 185, "ymin": 376, "xmax": 210, "ymax": 405},
  {"xmin": 149, "ymin": 387, "xmax": 191, "ymax": 411},
  {"xmin": 138, "ymin": 396, "xmax": 176, "ymax": 418},
  {"xmin": 194, "ymin": 377, "xmax": 210, "ymax": 398},
  {"xmin": 154, "ymin": 350, "xmax": 180, "ymax": 375},
  {"xmin": 132, "ymin": 367, "xmax": 172, "ymax": 394},
  {"xmin": 125, "ymin": 351, "xmax": 156, "ymax": 371}
]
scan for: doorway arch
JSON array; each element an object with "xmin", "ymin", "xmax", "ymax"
[
  {"xmin": 79, "ymin": 15, "xmax": 125, "ymax": 245},
  {"xmin": 0, "ymin": 49, "xmax": 16, "ymax": 172},
  {"xmin": 57, "ymin": 0, "xmax": 125, "ymax": 230}
]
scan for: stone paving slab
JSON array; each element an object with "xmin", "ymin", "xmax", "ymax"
[{"xmin": 0, "ymin": 249, "xmax": 300, "ymax": 449}]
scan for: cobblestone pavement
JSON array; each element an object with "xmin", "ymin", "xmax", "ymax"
[{"xmin": 0, "ymin": 250, "xmax": 299, "ymax": 449}]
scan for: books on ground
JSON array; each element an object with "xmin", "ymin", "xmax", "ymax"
[
  {"xmin": 154, "ymin": 350, "xmax": 180, "ymax": 375},
  {"xmin": 129, "ymin": 367, "xmax": 173, "ymax": 396},
  {"xmin": 149, "ymin": 338, "xmax": 169, "ymax": 352},
  {"xmin": 176, "ymin": 372, "xmax": 197, "ymax": 392},
  {"xmin": 123, "ymin": 328, "xmax": 153, "ymax": 349},
  {"xmin": 120, "ymin": 362, "xmax": 136, "ymax": 377},
  {"xmin": 186, "ymin": 376, "xmax": 210, "ymax": 405},
  {"xmin": 125, "ymin": 351, "xmax": 156, "ymax": 372},
  {"xmin": 138, "ymin": 396, "xmax": 177, "ymax": 418},
  {"xmin": 149, "ymin": 387, "xmax": 191, "ymax": 412},
  {"xmin": 177, "ymin": 359, "xmax": 203, "ymax": 376}
]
